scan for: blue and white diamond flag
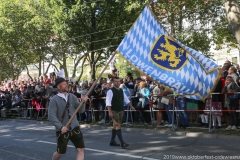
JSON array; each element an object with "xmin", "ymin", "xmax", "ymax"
[{"xmin": 116, "ymin": 5, "xmax": 221, "ymax": 100}]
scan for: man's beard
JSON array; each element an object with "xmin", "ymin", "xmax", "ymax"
[
  {"xmin": 114, "ymin": 84, "xmax": 120, "ymax": 88},
  {"xmin": 60, "ymin": 88, "xmax": 68, "ymax": 93}
]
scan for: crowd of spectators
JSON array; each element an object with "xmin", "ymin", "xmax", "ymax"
[{"xmin": 1, "ymin": 61, "xmax": 240, "ymax": 131}]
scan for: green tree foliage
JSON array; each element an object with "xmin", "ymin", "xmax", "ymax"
[
  {"xmin": 0, "ymin": 0, "xmax": 53, "ymax": 80},
  {"xmin": 115, "ymin": 54, "xmax": 140, "ymax": 78},
  {"xmin": 150, "ymin": 0, "xmax": 226, "ymax": 56},
  {"xmin": 1, "ymin": 0, "xmax": 240, "ymax": 81},
  {"xmin": 46, "ymin": 0, "xmax": 147, "ymax": 79}
]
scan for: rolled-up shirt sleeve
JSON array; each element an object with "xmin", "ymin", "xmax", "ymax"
[
  {"xmin": 106, "ymin": 90, "xmax": 113, "ymax": 107},
  {"xmin": 124, "ymin": 92, "xmax": 130, "ymax": 104}
]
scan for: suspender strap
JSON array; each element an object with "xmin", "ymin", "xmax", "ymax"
[
  {"xmin": 61, "ymin": 99, "xmax": 70, "ymax": 122},
  {"xmin": 58, "ymin": 94, "xmax": 72, "ymax": 130}
]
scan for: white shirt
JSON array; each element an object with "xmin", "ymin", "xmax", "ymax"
[
  {"xmin": 106, "ymin": 87, "xmax": 130, "ymax": 107},
  {"xmin": 57, "ymin": 93, "xmax": 68, "ymax": 102},
  {"xmin": 56, "ymin": 69, "xmax": 65, "ymax": 78}
]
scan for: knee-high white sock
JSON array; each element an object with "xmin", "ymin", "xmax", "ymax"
[
  {"xmin": 200, "ymin": 114, "xmax": 205, "ymax": 123},
  {"xmin": 204, "ymin": 115, "xmax": 208, "ymax": 123},
  {"xmin": 212, "ymin": 115, "xmax": 216, "ymax": 126},
  {"xmin": 217, "ymin": 116, "xmax": 221, "ymax": 126}
]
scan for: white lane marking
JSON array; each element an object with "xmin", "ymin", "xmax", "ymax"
[
  {"xmin": 0, "ymin": 148, "xmax": 40, "ymax": 160},
  {"xmin": 37, "ymin": 140, "xmax": 160, "ymax": 160}
]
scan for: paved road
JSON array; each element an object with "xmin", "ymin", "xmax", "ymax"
[{"xmin": 0, "ymin": 120, "xmax": 240, "ymax": 160}]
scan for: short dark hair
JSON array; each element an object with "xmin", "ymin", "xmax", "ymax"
[
  {"xmin": 126, "ymin": 72, "xmax": 132, "ymax": 77},
  {"xmin": 112, "ymin": 77, "xmax": 120, "ymax": 81},
  {"xmin": 229, "ymin": 66, "xmax": 237, "ymax": 73},
  {"xmin": 226, "ymin": 76, "xmax": 234, "ymax": 82}
]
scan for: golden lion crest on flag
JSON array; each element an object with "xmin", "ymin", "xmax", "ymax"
[{"xmin": 150, "ymin": 35, "xmax": 188, "ymax": 71}]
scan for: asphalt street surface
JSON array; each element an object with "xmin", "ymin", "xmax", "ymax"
[{"xmin": 0, "ymin": 120, "xmax": 240, "ymax": 160}]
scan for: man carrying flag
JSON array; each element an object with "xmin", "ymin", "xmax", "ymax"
[{"xmin": 48, "ymin": 77, "xmax": 88, "ymax": 160}]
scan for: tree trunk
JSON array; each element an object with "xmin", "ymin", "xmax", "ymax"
[
  {"xmin": 225, "ymin": 0, "xmax": 240, "ymax": 46},
  {"xmin": 45, "ymin": 65, "xmax": 50, "ymax": 75},
  {"xmin": 89, "ymin": 11, "xmax": 97, "ymax": 80},
  {"xmin": 26, "ymin": 66, "xmax": 33, "ymax": 80},
  {"xmin": 44, "ymin": 60, "xmax": 53, "ymax": 76},
  {"xmin": 62, "ymin": 53, "xmax": 68, "ymax": 79},
  {"xmin": 170, "ymin": 13, "xmax": 175, "ymax": 36},
  {"xmin": 44, "ymin": 56, "xmax": 53, "ymax": 75},
  {"xmin": 72, "ymin": 56, "xmax": 83, "ymax": 78},
  {"xmin": 77, "ymin": 57, "xmax": 87, "ymax": 82},
  {"xmin": 39, "ymin": 56, "xmax": 42, "ymax": 77},
  {"xmin": 91, "ymin": 62, "xmax": 96, "ymax": 80},
  {"xmin": 51, "ymin": 64, "xmax": 59, "ymax": 71},
  {"xmin": 178, "ymin": 4, "xmax": 183, "ymax": 32}
]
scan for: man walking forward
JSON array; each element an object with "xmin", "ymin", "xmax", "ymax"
[{"xmin": 106, "ymin": 77, "xmax": 135, "ymax": 148}]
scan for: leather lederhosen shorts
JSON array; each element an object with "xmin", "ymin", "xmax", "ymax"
[
  {"xmin": 56, "ymin": 126, "xmax": 85, "ymax": 154},
  {"xmin": 112, "ymin": 111, "xmax": 123, "ymax": 125}
]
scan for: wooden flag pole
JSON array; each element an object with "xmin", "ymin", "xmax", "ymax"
[{"xmin": 65, "ymin": 51, "xmax": 117, "ymax": 128}]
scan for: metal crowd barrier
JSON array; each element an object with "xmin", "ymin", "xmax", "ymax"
[
  {"xmin": 87, "ymin": 92, "xmax": 240, "ymax": 133},
  {"xmin": 88, "ymin": 96, "xmax": 157, "ymax": 126},
  {"xmin": 12, "ymin": 99, "xmax": 48, "ymax": 120},
  {"xmin": 10, "ymin": 92, "xmax": 240, "ymax": 133}
]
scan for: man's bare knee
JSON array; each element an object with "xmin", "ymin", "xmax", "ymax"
[
  {"xmin": 76, "ymin": 148, "xmax": 84, "ymax": 154},
  {"xmin": 76, "ymin": 148, "xmax": 84, "ymax": 160}
]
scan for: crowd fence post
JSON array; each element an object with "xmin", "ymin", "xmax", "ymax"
[
  {"xmin": 26, "ymin": 103, "xmax": 29, "ymax": 119},
  {"xmin": 126, "ymin": 105, "xmax": 129, "ymax": 125},
  {"xmin": 41, "ymin": 100, "xmax": 44, "ymax": 119},
  {"xmin": 209, "ymin": 94, "xmax": 213, "ymax": 133},
  {"xmin": 130, "ymin": 107, "xmax": 134, "ymax": 126},
  {"xmin": 91, "ymin": 108, "xmax": 94, "ymax": 122},
  {"xmin": 26, "ymin": 101, "xmax": 30, "ymax": 119},
  {"xmin": 149, "ymin": 97, "xmax": 156, "ymax": 126},
  {"xmin": 171, "ymin": 95, "xmax": 176, "ymax": 131},
  {"xmin": 15, "ymin": 105, "xmax": 21, "ymax": 118},
  {"xmin": 104, "ymin": 105, "xmax": 107, "ymax": 126},
  {"xmin": 37, "ymin": 108, "xmax": 40, "ymax": 120},
  {"xmin": 145, "ymin": 96, "xmax": 154, "ymax": 126},
  {"xmin": 150, "ymin": 107, "xmax": 153, "ymax": 126},
  {"xmin": 175, "ymin": 97, "xmax": 180, "ymax": 128},
  {"xmin": 30, "ymin": 105, "xmax": 34, "ymax": 119},
  {"xmin": 90, "ymin": 100, "xmax": 94, "ymax": 122}
]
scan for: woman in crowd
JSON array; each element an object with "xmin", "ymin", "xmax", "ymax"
[
  {"xmin": 136, "ymin": 81, "xmax": 151, "ymax": 125},
  {"xmin": 228, "ymin": 66, "xmax": 238, "ymax": 82},
  {"xmin": 222, "ymin": 76, "xmax": 240, "ymax": 130}
]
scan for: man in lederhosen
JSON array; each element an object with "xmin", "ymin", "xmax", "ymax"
[
  {"xmin": 106, "ymin": 77, "xmax": 135, "ymax": 149},
  {"xmin": 48, "ymin": 77, "xmax": 88, "ymax": 160}
]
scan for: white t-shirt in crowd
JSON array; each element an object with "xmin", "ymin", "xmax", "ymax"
[{"xmin": 56, "ymin": 69, "xmax": 65, "ymax": 78}]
